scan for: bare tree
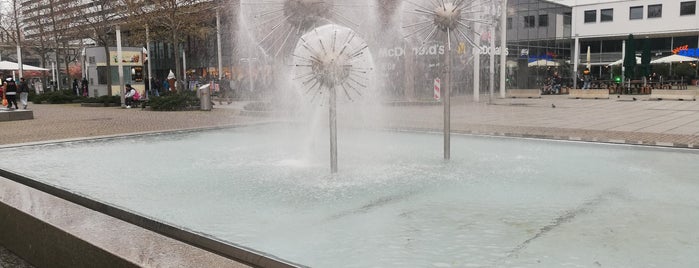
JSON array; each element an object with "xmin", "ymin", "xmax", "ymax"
[
  {"xmin": 75, "ymin": 1, "xmax": 126, "ymax": 96},
  {"xmin": 20, "ymin": 0, "xmax": 79, "ymax": 90},
  {"xmin": 18, "ymin": 0, "xmax": 54, "ymax": 80},
  {"xmin": 0, "ymin": 0, "xmax": 24, "ymax": 76},
  {"xmin": 122, "ymin": 0, "xmax": 217, "ymax": 91}
]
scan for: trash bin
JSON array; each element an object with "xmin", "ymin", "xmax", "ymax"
[{"xmin": 199, "ymin": 83, "xmax": 212, "ymax": 111}]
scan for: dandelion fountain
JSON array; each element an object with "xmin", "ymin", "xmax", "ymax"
[
  {"xmin": 292, "ymin": 24, "xmax": 373, "ymax": 173},
  {"xmin": 402, "ymin": 0, "xmax": 492, "ymax": 159}
]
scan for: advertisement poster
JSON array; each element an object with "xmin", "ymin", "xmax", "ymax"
[{"xmin": 96, "ymin": 51, "xmax": 143, "ymax": 66}]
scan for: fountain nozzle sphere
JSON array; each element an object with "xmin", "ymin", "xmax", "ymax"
[
  {"xmin": 284, "ymin": 0, "xmax": 332, "ymax": 30},
  {"xmin": 312, "ymin": 51, "xmax": 351, "ymax": 87},
  {"xmin": 434, "ymin": 3, "xmax": 462, "ymax": 32}
]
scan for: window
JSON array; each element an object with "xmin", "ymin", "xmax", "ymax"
[
  {"xmin": 648, "ymin": 4, "xmax": 662, "ymax": 18},
  {"xmin": 507, "ymin": 17, "xmax": 512, "ymax": 29},
  {"xmin": 538, "ymin": 14, "xmax": 548, "ymax": 27},
  {"xmin": 584, "ymin": 10, "xmax": 596, "ymax": 23},
  {"xmin": 600, "ymin": 8, "xmax": 613, "ymax": 22},
  {"xmin": 630, "ymin": 6, "xmax": 643, "ymax": 19},
  {"xmin": 131, "ymin": 67, "xmax": 143, "ymax": 82},
  {"xmin": 524, "ymin": 15, "xmax": 535, "ymax": 28},
  {"xmin": 681, "ymin": 1, "xmax": 696, "ymax": 16},
  {"xmin": 97, "ymin": 66, "xmax": 109, "ymax": 85}
]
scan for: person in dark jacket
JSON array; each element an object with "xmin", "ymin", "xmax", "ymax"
[
  {"xmin": 18, "ymin": 77, "xmax": 30, "ymax": 109},
  {"xmin": 81, "ymin": 77, "xmax": 89, "ymax": 97},
  {"xmin": 582, "ymin": 68, "xmax": 592, "ymax": 90},
  {"xmin": 4, "ymin": 78, "xmax": 19, "ymax": 110},
  {"xmin": 72, "ymin": 79, "xmax": 79, "ymax": 95}
]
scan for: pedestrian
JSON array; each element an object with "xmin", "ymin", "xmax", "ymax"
[
  {"xmin": 548, "ymin": 71, "xmax": 562, "ymax": 94},
  {"xmin": 124, "ymin": 84, "xmax": 136, "ymax": 108},
  {"xmin": 37, "ymin": 79, "xmax": 44, "ymax": 94},
  {"xmin": 73, "ymin": 79, "xmax": 79, "ymax": 95},
  {"xmin": 81, "ymin": 77, "xmax": 89, "ymax": 97},
  {"xmin": 18, "ymin": 77, "xmax": 30, "ymax": 109},
  {"xmin": 1, "ymin": 77, "xmax": 5, "ymax": 107},
  {"xmin": 150, "ymin": 77, "xmax": 160, "ymax": 97},
  {"xmin": 4, "ymin": 78, "xmax": 19, "ymax": 110},
  {"xmin": 582, "ymin": 68, "xmax": 592, "ymax": 90},
  {"xmin": 163, "ymin": 79, "xmax": 170, "ymax": 92}
]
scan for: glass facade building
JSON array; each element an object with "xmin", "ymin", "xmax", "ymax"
[{"xmin": 506, "ymin": 0, "xmax": 574, "ymax": 89}]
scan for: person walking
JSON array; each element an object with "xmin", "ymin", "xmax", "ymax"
[
  {"xmin": 4, "ymin": 78, "xmax": 19, "ymax": 110},
  {"xmin": 18, "ymin": 77, "xmax": 30, "ymax": 109},
  {"xmin": 72, "ymin": 79, "xmax": 80, "ymax": 95},
  {"xmin": 582, "ymin": 68, "xmax": 592, "ymax": 90},
  {"xmin": 1, "ymin": 77, "xmax": 5, "ymax": 108},
  {"xmin": 81, "ymin": 77, "xmax": 89, "ymax": 97}
]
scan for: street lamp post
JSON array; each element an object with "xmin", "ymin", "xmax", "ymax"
[
  {"xmin": 216, "ymin": 10, "xmax": 223, "ymax": 80},
  {"xmin": 50, "ymin": 60, "xmax": 56, "ymax": 91},
  {"xmin": 500, "ymin": 0, "xmax": 508, "ymax": 98},
  {"xmin": 117, "ymin": 25, "xmax": 125, "ymax": 107},
  {"xmin": 146, "ymin": 25, "xmax": 153, "ymax": 97}
]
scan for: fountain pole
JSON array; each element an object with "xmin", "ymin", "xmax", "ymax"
[
  {"xmin": 329, "ymin": 85, "xmax": 338, "ymax": 173},
  {"xmin": 444, "ymin": 39, "xmax": 451, "ymax": 160}
]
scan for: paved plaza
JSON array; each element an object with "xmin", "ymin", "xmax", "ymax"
[{"xmin": 2, "ymin": 93, "xmax": 699, "ymax": 147}]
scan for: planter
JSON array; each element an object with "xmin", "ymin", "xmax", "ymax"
[
  {"xmin": 650, "ymin": 89, "xmax": 698, "ymax": 101},
  {"xmin": 80, "ymin": 103, "xmax": 120, "ymax": 107},
  {"xmin": 568, "ymin": 89, "xmax": 609, "ymax": 99}
]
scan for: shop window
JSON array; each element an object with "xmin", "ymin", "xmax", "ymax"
[
  {"xmin": 584, "ymin": 10, "xmax": 596, "ymax": 23},
  {"xmin": 131, "ymin": 66, "xmax": 143, "ymax": 82},
  {"xmin": 524, "ymin": 15, "xmax": 535, "ymax": 28},
  {"xmin": 538, "ymin": 14, "xmax": 548, "ymax": 27},
  {"xmin": 648, "ymin": 4, "xmax": 662, "ymax": 18},
  {"xmin": 681, "ymin": 1, "xmax": 696, "ymax": 16},
  {"xmin": 600, "ymin": 8, "xmax": 613, "ymax": 22},
  {"xmin": 630, "ymin": 6, "xmax": 643, "ymax": 20}
]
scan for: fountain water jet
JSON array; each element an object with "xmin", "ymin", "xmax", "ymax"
[
  {"xmin": 293, "ymin": 24, "xmax": 374, "ymax": 173},
  {"xmin": 241, "ymin": 0, "xmax": 368, "ymax": 59}
]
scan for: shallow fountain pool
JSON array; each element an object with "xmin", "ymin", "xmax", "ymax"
[{"xmin": 2, "ymin": 125, "xmax": 698, "ymax": 267}]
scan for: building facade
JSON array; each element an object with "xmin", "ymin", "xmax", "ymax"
[
  {"xmin": 17, "ymin": 0, "xmax": 237, "ymax": 95},
  {"xmin": 570, "ymin": 0, "xmax": 699, "ymax": 80},
  {"xmin": 506, "ymin": 0, "xmax": 574, "ymax": 89}
]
